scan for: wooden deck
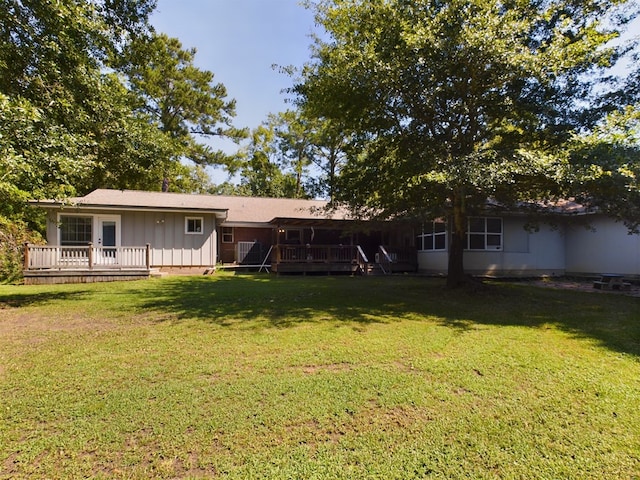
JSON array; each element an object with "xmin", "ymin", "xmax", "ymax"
[
  {"xmin": 22, "ymin": 243, "xmax": 417, "ymax": 282},
  {"xmin": 23, "ymin": 244, "xmax": 152, "ymax": 284},
  {"xmin": 270, "ymin": 244, "xmax": 367, "ymax": 275}
]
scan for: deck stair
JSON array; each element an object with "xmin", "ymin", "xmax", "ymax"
[{"xmin": 365, "ymin": 263, "xmax": 386, "ymax": 276}]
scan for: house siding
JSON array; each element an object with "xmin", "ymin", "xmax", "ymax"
[
  {"xmin": 124, "ymin": 211, "xmax": 216, "ymax": 267},
  {"xmin": 417, "ymin": 218, "xmax": 565, "ymax": 277},
  {"xmin": 46, "ymin": 209, "xmax": 217, "ymax": 267},
  {"xmin": 565, "ymin": 215, "xmax": 640, "ymax": 277},
  {"xmin": 219, "ymin": 226, "xmax": 272, "ymax": 264}
]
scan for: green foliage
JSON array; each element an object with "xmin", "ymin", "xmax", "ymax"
[
  {"xmin": 1, "ymin": 275, "xmax": 639, "ymax": 477},
  {"xmin": 0, "ymin": 216, "xmax": 42, "ymax": 283},
  {"xmin": 569, "ymin": 105, "xmax": 640, "ymax": 231},
  {"xmin": 237, "ymin": 110, "xmax": 351, "ymax": 199},
  {"xmin": 0, "ymin": 94, "xmax": 89, "ymax": 217},
  {"xmin": 296, "ymin": 0, "xmax": 638, "ymax": 285},
  {"xmin": 1, "ymin": 0, "xmax": 244, "ymax": 219},
  {"xmin": 120, "ymin": 33, "xmax": 248, "ymax": 169},
  {"xmin": 237, "ymin": 113, "xmax": 312, "ymax": 198}
]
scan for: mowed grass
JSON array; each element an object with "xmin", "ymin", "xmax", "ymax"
[{"xmin": 0, "ymin": 274, "xmax": 639, "ymax": 479}]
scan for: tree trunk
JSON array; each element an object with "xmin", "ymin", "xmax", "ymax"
[{"xmin": 447, "ymin": 190, "xmax": 467, "ymax": 288}]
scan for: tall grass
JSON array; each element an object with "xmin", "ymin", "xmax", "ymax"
[{"xmin": 1, "ymin": 274, "xmax": 639, "ymax": 479}]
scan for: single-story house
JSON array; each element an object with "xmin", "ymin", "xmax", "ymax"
[
  {"xmin": 417, "ymin": 206, "xmax": 640, "ymax": 279},
  {"xmin": 25, "ymin": 189, "xmax": 417, "ymax": 283},
  {"xmin": 25, "ymin": 189, "xmax": 640, "ymax": 283}
]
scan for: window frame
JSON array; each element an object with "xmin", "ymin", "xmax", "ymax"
[
  {"xmin": 58, "ymin": 214, "xmax": 93, "ymax": 246},
  {"xmin": 465, "ymin": 217, "xmax": 503, "ymax": 251},
  {"xmin": 285, "ymin": 229, "xmax": 302, "ymax": 243},
  {"xmin": 221, "ymin": 226, "xmax": 234, "ymax": 243},
  {"xmin": 417, "ymin": 220, "xmax": 447, "ymax": 251},
  {"xmin": 185, "ymin": 216, "xmax": 204, "ymax": 235}
]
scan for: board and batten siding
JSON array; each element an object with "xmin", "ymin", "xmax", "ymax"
[
  {"xmin": 417, "ymin": 218, "xmax": 566, "ymax": 277},
  {"xmin": 120, "ymin": 211, "xmax": 216, "ymax": 267},
  {"xmin": 565, "ymin": 215, "xmax": 640, "ymax": 277},
  {"xmin": 46, "ymin": 209, "xmax": 217, "ymax": 267}
]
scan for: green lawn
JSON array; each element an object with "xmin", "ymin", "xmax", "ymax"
[{"xmin": 1, "ymin": 274, "xmax": 639, "ymax": 479}]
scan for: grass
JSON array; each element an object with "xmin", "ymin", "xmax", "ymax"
[{"xmin": 0, "ymin": 273, "xmax": 639, "ymax": 479}]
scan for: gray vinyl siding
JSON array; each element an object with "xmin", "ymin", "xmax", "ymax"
[
  {"xmin": 46, "ymin": 208, "xmax": 217, "ymax": 267},
  {"xmin": 565, "ymin": 215, "xmax": 640, "ymax": 277},
  {"xmin": 120, "ymin": 211, "xmax": 216, "ymax": 267},
  {"xmin": 417, "ymin": 217, "xmax": 566, "ymax": 277}
]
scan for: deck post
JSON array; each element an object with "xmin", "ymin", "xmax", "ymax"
[
  {"xmin": 23, "ymin": 243, "xmax": 30, "ymax": 271},
  {"xmin": 145, "ymin": 243, "xmax": 151, "ymax": 269},
  {"xmin": 88, "ymin": 243, "xmax": 94, "ymax": 270}
]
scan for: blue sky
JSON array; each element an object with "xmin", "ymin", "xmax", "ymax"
[{"xmin": 151, "ymin": 1, "xmax": 318, "ymax": 144}]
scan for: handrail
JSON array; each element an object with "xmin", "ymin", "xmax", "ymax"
[
  {"xmin": 275, "ymin": 244, "xmax": 359, "ymax": 264},
  {"xmin": 379, "ymin": 245, "xmax": 393, "ymax": 263},
  {"xmin": 356, "ymin": 245, "xmax": 369, "ymax": 264},
  {"xmin": 377, "ymin": 245, "xmax": 393, "ymax": 275},
  {"xmin": 24, "ymin": 244, "xmax": 151, "ymax": 270},
  {"xmin": 356, "ymin": 245, "xmax": 369, "ymax": 275}
]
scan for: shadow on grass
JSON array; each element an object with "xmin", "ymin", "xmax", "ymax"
[
  {"xmin": 0, "ymin": 290, "xmax": 92, "ymax": 308},
  {"xmin": 131, "ymin": 274, "xmax": 640, "ymax": 357}
]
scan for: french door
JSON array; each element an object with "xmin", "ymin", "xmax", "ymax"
[{"xmin": 97, "ymin": 216, "xmax": 120, "ymax": 264}]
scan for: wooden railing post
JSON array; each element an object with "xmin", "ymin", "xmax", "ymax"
[
  {"xmin": 145, "ymin": 243, "xmax": 151, "ymax": 269},
  {"xmin": 23, "ymin": 243, "xmax": 30, "ymax": 270},
  {"xmin": 88, "ymin": 243, "xmax": 93, "ymax": 269}
]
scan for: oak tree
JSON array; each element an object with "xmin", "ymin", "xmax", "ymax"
[{"xmin": 296, "ymin": 0, "xmax": 638, "ymax": 287}]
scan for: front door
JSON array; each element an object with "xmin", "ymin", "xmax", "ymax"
[{"xmin": 97, "ymin": 216, "xmax": 120, "ymax": 264}]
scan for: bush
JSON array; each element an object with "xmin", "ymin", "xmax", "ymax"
[{"xmin": 0, "ymin": 216, "xmax": 43, "ymax": 283}]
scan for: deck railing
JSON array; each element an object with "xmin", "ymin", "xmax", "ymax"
[
  {"xmin": 24, "ymin": 244, "xmax": 151, "ymax": 270},
  {"xmin": 275, "ymin": 244, "xmax": 362, "ymax": 264},
  {"xmin": 274, "ymin": 244, "xmax": 369, "ymax": 274},
  {"xmin": 376, "ymin": 245, "xmax": 418, "ymax": 274}
]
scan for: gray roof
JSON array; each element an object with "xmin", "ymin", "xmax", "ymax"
[{"xmin": 33, "ymin": 189, "xmax": 351, "ymax": 224}]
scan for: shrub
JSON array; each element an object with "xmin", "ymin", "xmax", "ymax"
[{"xmin": 0, "ymin": 216, "xmax": 43, "ymax": 283}]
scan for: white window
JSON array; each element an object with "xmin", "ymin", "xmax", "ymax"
[
  {"xmin": 418, "ymin": 221, "xmax": 447, "ymax": 251},
  {"xmin": 59, "ymin": 215, "xmax": 92, "ymax": 246},
  {"xmin": 185, "ymin": 216, "xmax": 203, "ymax": 234},
  {"xmin": 466, "ymin": 217, "xmax": 502, "ymax": 251},
  {"xmin": 222, "ymin": 226, "xmax": 234, "ymax": 243}
]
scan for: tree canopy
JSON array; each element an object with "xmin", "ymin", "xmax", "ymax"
[
  {"xmin": 295, "ymin": 0, "xmax": 639, "ymax": 287},
  {"xmin": 0, "ymin": 0, "xmax": 244, "ymax": 219},
  {"xmin": 0, "ymin": 0, "xmax": 244, "ymax": 281}
]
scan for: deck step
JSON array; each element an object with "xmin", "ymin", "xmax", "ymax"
[{"xmin": 366, "ymin": 263, "xmax": 386, "ymax": 276}]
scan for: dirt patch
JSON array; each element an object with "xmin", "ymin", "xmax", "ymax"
[{"xmin": 514, "ymin": 278, "xmax": 640, "ymax": 297}]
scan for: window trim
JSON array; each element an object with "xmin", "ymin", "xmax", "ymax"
[
  {"xmin": 185, "ymin": 216, "xmax": 204, "ymax": 235},
  {"xmin": 465, "ymin": 217, "xmax": 503, "ymax": 251},
  {"xmin": 58, "ymin": 214, "xmax": 93, "ymax": 246},
  {"xmin": 417, "ymin": 220, "xmax": 447, "ymax": 251},
  {"xmin": 285, "ymin": 229, "xmax": 302, "ymax": 243},
  {"xmin": 221, "ymin": 226, "xmax": 234, "ymax": 243}
]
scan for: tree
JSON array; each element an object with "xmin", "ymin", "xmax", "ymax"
[
  {"xmin": 295, "ymin": 0, "xmax": 637, "ymax": 287},
  {"xmin": 237, "ymin": 109, "xmax": 350, "ymax": 199},
  {"xmin": 568, "ymin": 105, "xmax": 640, "ymax": 231},
  {"xmin": 0, "ymin": 0, "xmax": 159, "ymax": 203},
  {"xmin": 236, "ymin": 119, "xmax": 304, "ymax": 198},
  {"xmin": 0, "ymin": 0, "xmax": 242, "ymax": 279},
  {"xmin": 120, "ymin": 33, "xmax": 247, "ymax": 172}
]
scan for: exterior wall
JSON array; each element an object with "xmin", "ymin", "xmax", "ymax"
[
  {"xmin": 418, "ymin": 218, "xmax": 566, "ymax": 277},
  {"xmin": 565, "ymin": 215, "xmax": 640, "ymax": 277},
  {"xmin": 46, "ymin": 208, "xmax": 217, "ymax": 267},
  {"xmin": 122, "ymin": 211, "xmax": 216, "ymax": 267},
  {"xmin": 219, "ymin": 226, "xmax": 272, "ymax": 264}
]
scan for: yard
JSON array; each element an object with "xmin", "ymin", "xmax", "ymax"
[{"xmin": 0, "ymin": 274, "xmax": 639, "ymax": 479}]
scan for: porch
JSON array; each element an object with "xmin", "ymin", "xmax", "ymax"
[
  {"xmin": 23, "ymin": 244, "xmax": 152, "ymax": 284},
  {"xmin": 271, "ymin": 244, "xmax": 366, "ymax": 274},
  {"xmin": 270, "ymin": 244, "xmax": 417, "ymax": 275}
]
